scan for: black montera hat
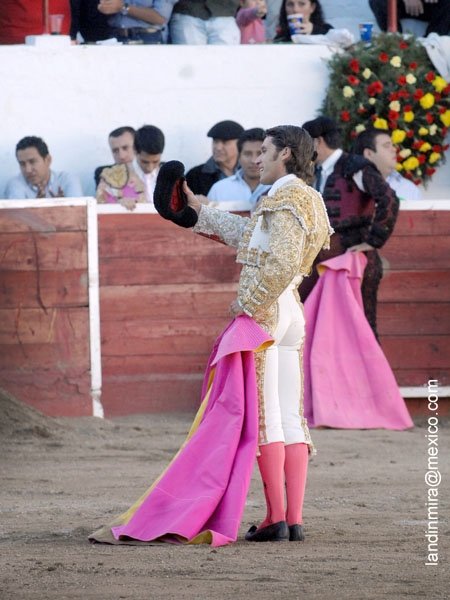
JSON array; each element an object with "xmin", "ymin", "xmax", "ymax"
[
  {"xmin": 153, "ymin": 161, "xmax": 198, "ymax": 228},
  {"xmin": 207, "ymin": 120, "xmax": 244, "ymax": 140},
  {"xmin": 302, "ymin": 116, "xmax": 340, "ymax": 139}
]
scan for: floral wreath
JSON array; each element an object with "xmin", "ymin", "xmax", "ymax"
[{"xmin": 321, "ymin": 32, "xmax": 450, "ymax": 186}]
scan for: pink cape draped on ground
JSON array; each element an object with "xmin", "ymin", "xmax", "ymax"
[
  {"xmin": 89, "ymin": 315, "xmax": 273, "ymax": 547},
  {"xmin": 303, "ymin": 252, "xmax": 413, "ymax": 430}
]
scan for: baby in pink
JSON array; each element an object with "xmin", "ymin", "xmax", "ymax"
[{"xmin": 236, "ymin": 0, "xmax": 267, "ymax": 44}]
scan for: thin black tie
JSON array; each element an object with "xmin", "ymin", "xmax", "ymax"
[{"xmin": 314, "ymin": 165, "xmax": 322, "ymax": 192}]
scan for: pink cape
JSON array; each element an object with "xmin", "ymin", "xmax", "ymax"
[
  {"xmin": 303, "ymin": 252, "xmax": 413, "ymax": 430},
  {"xmin": 90, "ymin": 315, "xmax": 272, "ymax": 547}
]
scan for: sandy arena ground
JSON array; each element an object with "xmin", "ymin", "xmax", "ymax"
[{"xmin": 0, "ymin": 390, "xmax": 448, "ymax": 600}]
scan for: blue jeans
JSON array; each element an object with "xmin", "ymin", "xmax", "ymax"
[
  {"xmin": 169, "ymin": 14, "xmax": 240, "ymax": 45},
  {"xmin": 115, "ymin": 29, "xmax": 163, "ymax": 44}
]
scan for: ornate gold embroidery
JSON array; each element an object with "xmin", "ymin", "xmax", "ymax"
[
  {"xmin": 254, "ymin": 349, "xmax": 268, "ymax": 445},
  {"xmin": 100, "ymin": 164, "xmax": 129, "ymax": 189},
  {"xmin": 193, "ymin": 205, "xmax": 249, "ymax": 248}
]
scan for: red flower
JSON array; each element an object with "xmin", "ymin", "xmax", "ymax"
[
  {"xmin": 406, "ymin": 130, "xmax": 414, "ymax": 138},
  {"xmin": 350, "ymin": 131, "xmax": 357, "ymax": 139},
  {"xmin": 439, "ymin": 106, "xmax": 447, "ymax": 114},
  {"xmin": 413, "ymin": 89, "xmax": 424, "ymax": 100},
  {"xmin": 435, "ymin": 93, "xmax": 441, "ymax": 102},
  {"xmin": 399, "ymin": 41, "xmax": 408, "ymax": 49},
  {"xmin": 388, "ymin": 110, "xmax": 400, "ymax": 121},
  {"xmin": 442, "ymin": 127, "xmax": 448, "ymax": 137},
  {"xmin": 418, "ymin": 154, "xmax": 426, "ymax": 164},
  {"xmin": 426, "ymin": 114, "xmax": 434, "ymax": 124},
  {"xmin": 404, "ymin": 104, "xmax": 412, "ymax": 112},
  {"xmin": 414, "ymin": 179, "xmax": 422, "ymax": 186},
  {"xmin": 426, "ymin": 168, "xmax": 436, "ymax": 176},
  {"xmin": 426, "ymin": 72, "xmax": 435, "ymax": 82},
  {"xmin": 350, "ymin": 59, "xmax": 360, "ymax": 73},
  {"xmin": 374, "ymin": 81, "xmax": 383, "ymax": 92},
  {"xmin": 443, "ymin": 144, "xmax": 450, "ymax": 151},
  {"xmin": 412, "ymin": 141, "xmax": 423, "ymax": 149},
  {"xmin": 398, "ymin": 90, "xmax": 409, "ymax": 98},
  {"xmin": 357, "ymin": 108, "xmax": 367, "ymax": 114},
  {"xmin": 433, "ymin": 145, "xmax": 442, "ymax": 152},
  {"xmin": 404, "ymin": 172, "xmax": 413, "ymax": 179},
  {"xmin": 370, "ymin": 114, "xmax": 378, "ymax": 121},
  {"xmin": 443, "ymin": 85, "xmax": 450, "ymax": 95},
  {"xmin": 409, "ymin": 62, "xmax": 418, "ymax": 70},
  {"xmin": 389, "ymin": 121, "xmax": 398, "ymax": 130},
  {"xmin": 379, "ymin": 53, "xmax": 389, "ymax": 62},
  {"xmin": 389, "ymin": 92, "xmax": 400, "ymax": 101},
  {"xmin": 341, "ymin": 110, "xmax": 350, "ymax": 122},
  {"xmin": 348, "ymin": 75, "xmax": 360, "ymax": 85},
  {"xmin": 397, "ymin": 76, "xmax": 407, "ymax": 86}
]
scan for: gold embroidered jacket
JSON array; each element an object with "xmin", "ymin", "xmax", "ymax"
[
  {"xmin": 193, "ymin": 178, "xmax": 333, "ymax": 330},
  {"xmin": 96, "ymin": 163, "xmax": 146, "ymax": 204}
]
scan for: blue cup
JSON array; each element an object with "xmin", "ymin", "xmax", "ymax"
[{"xmin": 359, "ymin": 23, "xmax": 374, "ymax": 41}]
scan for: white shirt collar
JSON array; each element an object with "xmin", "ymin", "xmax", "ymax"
[
  {"xmin": 268, "ymin": 173, "xmax": 297, "ymax": 197},
  {"xmin": 320, "ymin": 148, "xmax": 343, "ymax": 175}
]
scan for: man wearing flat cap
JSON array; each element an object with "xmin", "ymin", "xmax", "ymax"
[
  {"xmin": 186, "ymin": 120, "xmax": 244, "ymax": 196},
  {"xmin": 301, "ymin": 116, "xmax": 399, "ymax": 338}
]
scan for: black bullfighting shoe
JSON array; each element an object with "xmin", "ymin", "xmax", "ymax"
[
  {"xmin": 245, "ymin": 521, "xmax": 289, "ymax": 542},
  {"xmin": 153, "ymin": 160, "xmax": 198, "ymax": 228},
  {"xmin": 288, "ymin": 524, "xmax": 305, "ymax": 542}
]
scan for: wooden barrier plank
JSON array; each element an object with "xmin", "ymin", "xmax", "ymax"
[
  {"xmin": 102, "ymin": 354, "xmax": 209, "ymax": 375},
  {"xmin": 378, "ymin": 303, "xmax": 450, "ymax": 335},
  {"xmin": 378, "ymin": 270, "xmax": 450, "ymax": 302},
  {"xmin": 100, "ymin": 283, "xmax": 237, "ymax": 321},
  {"xmin": 380, "ymin": 336, "xmax": 450, "ymax": 369},
  {"xmin": 0, "ymin": 206, "xmax": 86, "ymax": 233},
  {"xmin": 392, "ymin": 210, "xmax": 450, "ymax": 236},
  {"xmin": 100, "ymin": 255, "xmax": 241, "ymax": 286},
  {"xmin": 0, "ymin": 232, "xmax": 87, "ymax": 271},
  {"xmin": 380, "ymin": 235, "xmax": 450, "ymax": 270},
  {"xmin": 391, "ymin": 368, "xmax": 450, "ymax": 387},
  {"xmin": 101, "ymin": 317, "xmax": 229, "ymax": 356},
  {"xmin": 0, "ymin": 269, "xmax": 88, "ymax": 309}
]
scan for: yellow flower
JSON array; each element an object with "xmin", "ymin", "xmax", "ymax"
[
  {"xmin": 403, "ymin": 111, "xmax": 414, "ymax": 122},
  {"xmin": 390, "ymin": 56, "xmax": 402, "ymax": 67},
  {"xmin": 406, "ymin": 73, "xmax": 416, "ymax": 84},
  {"xmin": 429, "ymin": 124, "xmax": 438, "ymax": 136},
  {"xmin": 419, "ymin": 127, "xmax": 429, "ymax": 136},
  {"xmin": 399, "ymin": 148, "xmax": 411, "ymax": 158},
  {"xmin": 362, "ymin": 68, "xmax": 372, "ymax": 79},
  {"xmin": 389, "ymin": 100, "xmax": 401, "ymax": 112},
  {"xmin": 392, "ymin": 129, "xmax": 406, "ymax": 144},
  {"xmin": 343, "ymin": 86, "xmax": 355, "ymax": 98},
  {"xmin": 396, "ymin": 162, "xmax": 403, "ymax": 171},
  {"xmin": 355, "ymin": 124, "xmax": 366, "ymax": 133},
  {"xmin": 369, "ymin": 98, "xmax": 376, "ymax": 105},
  {"xmin": 432, "ymin": 76, "xmax": 447, "ymax": 93},
  {"xmin": 440, "ymin": 110, "xmax": 450, "ymax": 127},
  {"xmin": 429, "ymin": 152, "xmax": 441, "ymax": 164},
  {"xmin": 403, "ymin": 157, "xmax": 420, "ymax": 171},
  {"xmin": 420, "ymin": 93, "xmax": 435, "ymax": 109},
  {"xmin": 419, "ymin": 142, "xmax": 431, "ymax": 152},
  {"xmin": 374, "ymin": 118, "xmax": 388, "ymax": 130}
]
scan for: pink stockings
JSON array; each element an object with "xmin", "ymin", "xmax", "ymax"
[{"xmin": 257, "ymin": 442, "xmax": 308, "ymax": 528}]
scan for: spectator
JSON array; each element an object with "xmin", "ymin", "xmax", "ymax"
[
  {"xmin": 186, "ymin": 120, "xmax": 244, "ymax": 196},
  {"xmin": 264, "ymin": 0, "xmax": 283, "ymax": 40},
  {"xmin": 0, "ymin": 0, "xmax": 70, "ymax": 44},
  {"xmin": 70, "ymin": 0, "xmax": 114, "ymax": 42},
  {"xmin": 208, "ymin": 128, "xmax": 271, "ymax": 207},
  {"xmin": 369, "ymin": 0, "xmax": 450, "ymax": 36},
  {"xmin": 236, "ymin": 0, "xmax": 267, "ymax": 44},
  {"xmin": 354, "ymin": 127, "xmax": 423, "ymax": 201},
  {"xmin": 170, "ymin": 1, "xmax": 241, "ymax": 44},
  {"xmin": 4, "ymin": 136, "xmax": 83, "ymax": 199},
  {"xmin": 97, "ymin": 124, "xmax": 164, "ymax": 209},
  {"xmin": 94, "ymin": 126, "xmax": 136, "ymax": 186},
  {"xmin": 301, "ymin": 116, "xmax": 399, "ymax": 338},
  {"xmin": 274, "ymin": 0, "xmax": 332, "ymax": 41},
  {"xmin": 97, "ymin": 0, "xmax": 178, "ymax": 44}
]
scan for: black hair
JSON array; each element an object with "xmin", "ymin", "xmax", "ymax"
[
  {"xmin": 109, "ymin": 126, "xmax": 136, "ymax": 139},
  {"xmin": 16, "ymin": 136, "xmax": 49, "ymax": 159},
  {"xmin": 275, "ymin": 0, "xmax": 327, "ymax": 42},
  {"xmin": 265, "ymin": 125, "xmax": 316, "ymax": 184},
  {"xmin": 353, "ymin": 127, "xmax": 388, "ymax": 155},
  {"xmin": 134, "ymin": 125, "xmax": 165, "ymax": 155},
  {"xmin": 237, "ymin": 127, "xmax": 266, "ymax": 154}
]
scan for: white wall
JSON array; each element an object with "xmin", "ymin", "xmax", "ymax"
[{"xmin": 0, "ymin": 41, "xmax": 448, "ymax": 198}]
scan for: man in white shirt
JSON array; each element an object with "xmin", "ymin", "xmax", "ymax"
[
  {"xmin": 353, "ymin": 127, "xmax": 423, "ymax": 201},
  {"xmin": 207, "ymin": 128, "xmax": 271, "ymax": 209}
]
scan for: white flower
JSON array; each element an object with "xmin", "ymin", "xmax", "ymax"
[
  {"xmin": 399, "ymin": 149, "xmax": 411, "ymax": 158},
  {"xmin": 390, "ymin": 56, "xmax": 402, "ymax": 68},
  {"xmin": 362, "ymin": 68, "xmax": 372, "ymax": 79},
  {"xmin": 369, "ymin": 98, "xmax": 376, "ymax": 105},
  {"xmin": 343, "ymin": 86, "xmax": 355, "ymax": 98},
  {"xmin": 429, "ymin": 124, "xmax": 438, "ymax": 135},
  {"xmin": 355, "ymin": 124, "xmax": 366, "ymax": 133},
  {"xmin": 406, "ymin": 73, "xmax": 416, "ymax": 84},
  {"xmin": 389, "ymin": 100, "xmax": 401, "ymax": 112}
]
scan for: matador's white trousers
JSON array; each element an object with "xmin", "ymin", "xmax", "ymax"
[{"xmin": 255, "ymin": 279, "xmax": 313, "ymax": 449}]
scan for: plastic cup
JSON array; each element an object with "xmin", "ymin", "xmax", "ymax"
[
  {"xmin": 287, "ymin": 13, "xmax": 303, "ymax": 37},
  {"xmin": 50, "ymin": 14, "xmax": 64, "ymax": 35},
  {"xmin": 359, "ymin": 23, "xmax": 373, "ymax": 42}
]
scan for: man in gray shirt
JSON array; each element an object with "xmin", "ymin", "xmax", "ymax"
[{"xmin": 4, "ymin": 136, "xmax": 83, "ymax": 199}]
